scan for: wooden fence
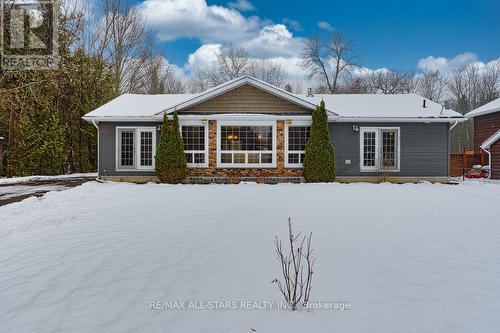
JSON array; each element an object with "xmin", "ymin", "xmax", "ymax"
[{"xmin": 450, "ymin": 149, "xmax": 481, "ymax": 177}]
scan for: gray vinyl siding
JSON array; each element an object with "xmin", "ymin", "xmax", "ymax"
[
  {"xmin": 330, "ymin": 122, "xmax": 450, "ymax": 177},
  {"xmin": 98, "ymin": 122, "xmax": 160, "ymax": 177},
  {"xmin": 97, "ymin": 121, "xmax": 450, "ymax": 178}
]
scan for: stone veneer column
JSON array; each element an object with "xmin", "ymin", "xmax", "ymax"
[
  {"xmin": 276, "ymin": 120, "xmax": 285, "ymax": 172},
  {"xmin": 208, "ymin": 120, "xmax": 217, "ymax": 169}
]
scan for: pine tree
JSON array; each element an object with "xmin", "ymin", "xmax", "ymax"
[
  {"xmin": 155, "ymin": 113, "xmax": 171, "ymax": 182},
  {"xmin": 303, "ymin": 100, "xmax": 336, "ymax": 182},
  {"xmin": 155, "ymin": 112, "xmax": 187, "ymax": 183}
]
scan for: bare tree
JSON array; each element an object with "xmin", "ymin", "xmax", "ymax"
[
  {"xmin": 192, "ymin": 45, "xmax": 289, "ymax": 90},
  {"xmin": 136, "ymin": 38, "xmax": 186, "ymax": 94},
  {"xmin": 218, "ymin": 46, "xmax": 254, "ymax": 81},
  {"xmin": 300, "ymin": 33, "xmax": 358, "ymax": 94},
  {"xmin": 368, "ymin": 70, "xmax": 417, "ymax": 94},
  {"xmin": 338, "ymin": 75, "xmax": 371, "ymax": 94},
  {"xmin": 417, "ymin": 69, "xmax": 447, "ymax": 102},
  {"xmin": 89, "ymin": 0, "xmax": 148, "ymax": 94},
  {"xmin": 251, "ymin": 59, "xmax": 287, "ymax": 87},
  {"xmin": 273, "ymin": 217, "xmax": 315, "ymax": 311},
  {"xmin": 448, "ymin": 63, "xmax": 500, "ymax": 152}
]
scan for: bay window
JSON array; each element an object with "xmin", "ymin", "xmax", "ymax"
[
  {"xmin": 360, "ymin": 127, "xmax": 400, "ymax": 172},
  {"xmin": 285, "ymin": 125, "xmax": 311, "ymax": 167},
  {"xmin": 217, "ymin": 122, "xmax": 276, "ymax": 167},
  {"xmin": 116, "ymin": 127, "xmax": 156, "ymax": 171},
  {"xmin": 181, "ymin": 124, "xmax": 208, "ymax": 167}
]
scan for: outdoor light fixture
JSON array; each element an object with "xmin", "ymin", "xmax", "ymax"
[
  {"xmin": 352, "ymin": 125, "xmax": 359, "ymax": 132},
  {"xmin": 156, "ymin": 124, "xmax": 162, "ymax": 131}
]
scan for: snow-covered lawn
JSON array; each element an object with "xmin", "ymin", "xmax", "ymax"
[{"xmin": 1, "ymin": 182, "xmax": 499, "ymax": 332}]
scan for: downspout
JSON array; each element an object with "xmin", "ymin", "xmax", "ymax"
[
  {"xmin": 481, "ymin": 147, "xmax": 492, "ymax": 179},
  {"xmin": 449, "ymin": 120, "xmax": 458, "ymax": 132},
  {"xmin": 92, "ymin": 120, "xmax": 100, "ymax": 180}
]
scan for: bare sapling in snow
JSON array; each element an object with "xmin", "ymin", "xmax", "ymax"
[{"xmin": 273, "ymin": 217, "xmax": 315, "ymax": 310}]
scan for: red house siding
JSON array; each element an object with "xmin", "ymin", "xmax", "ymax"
[
  {"xmin": 491, "ymin": 141, "xmax": 500, "ymax": 180},
  {"xmin": 474, "ymin": 111, "xmax": 500, "ymax": 155}
]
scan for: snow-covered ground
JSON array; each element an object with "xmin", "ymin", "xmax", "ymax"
[{"xmin": 1, "ymin": 182, "xmax": 499, "ymax": 332}]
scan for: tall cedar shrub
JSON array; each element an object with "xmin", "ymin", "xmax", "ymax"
[
  {"xmin": 303, "ymin": 100, "xmax": 336, "ymax": 182},
  {"xmin": 155, "ymin": 113, "xmax": 171, "ymax": 182},
  {"xmin": 155, "ymin": 112, "xmax": 187, "ymax": 183}
]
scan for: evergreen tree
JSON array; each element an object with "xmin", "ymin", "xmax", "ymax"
[
  {"xmin": 17, "ymin": 108, "xmax": 65, "ymax": 175},
  {"xmin": 165, "ymin": 112, "xmax": 188, "ymax": 183},
  {"xmin": 303, "ymin": 100, "xmax": 336, "ymax": 182},
  {"xmin": 155, "ymin": 112, "xmax": 187, "ymax": 183},
  {"xmin": 155, "ymin": 113, "xmax": 171, "ymax": 182}
]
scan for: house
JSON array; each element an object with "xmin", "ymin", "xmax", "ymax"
[
  {"xmin": 83, "ymin": 76, "xmax": 464, "ymax": 183},
  {"xmin": 466, "ymin": 98, "xmax": 500, "ymax": 179}
]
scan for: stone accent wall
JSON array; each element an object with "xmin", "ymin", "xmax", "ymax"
[
  {"xmin": 182, "ymin": 84, "xmax": 310, "ymax": 114},
  {"xmin": 186, "ymin": 120, "xmax": 304, "ymax": 182}
]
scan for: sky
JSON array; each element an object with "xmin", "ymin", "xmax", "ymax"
[{"xmin": 106, "ymin": 0, "xmax": 500, "ymax": 79}]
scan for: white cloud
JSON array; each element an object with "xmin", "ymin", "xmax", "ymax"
[
  {"xmin": 317, "ymin": 21, "xmax": 334, "ymax": 31},
  {"xmin": 283, "ymin": 18, "xmax": 303, "ymax": 31},
  {"xmin": 137, "ymin": 0, "xmax": 304, "ymax": 61},
  {"xmin": 228, "ymin": 0, "xmax": 255, "ymax": 11},
  {"xmin": 137, "ymin": 0, "xmax": 263, "ymax": 43},
  {"xmin": 184, "ymin": 43, "xmax": 222, "ymax": 74},
  {"xmin": 417, "ymin": 52, "xmax": 480, "ymax": 74},
  {"xmin": 242, "ymin": 24, "xmax": 303, "ymax": 59}
]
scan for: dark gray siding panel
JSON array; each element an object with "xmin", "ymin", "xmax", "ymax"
[
  {"xmin": 98, "ymin": 121, "xmax": 450, "ymax": 178},
  {"xmin": 330, "ymin": 122, "xmax": 450, "ymax": 177},
  {"xmin": 99, "ymin": 122, "xmax": 160, "ymax": 177}
]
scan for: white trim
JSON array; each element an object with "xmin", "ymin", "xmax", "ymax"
[
  {"xmin": 180, "ymin": 120, "xmax": 209, "ymax": 168},
  {"xmin": 176, "ymin": 114, "xmax": 313, "ymax": 121},
  {"xmin": 115, "ymin": 126, "xmax": 157, "ymax": 172},
  {"xmin": 154, "ymin": 76, "xmax": 324, "ymax": 116},
  {"xmin": 332, "ymin": 117, "xmax": 465, "ymax": 123},
  {"xmin": 217, "ymin": 120, "xmax": 277, "ymax": 168},
  {"xmin": 284, "ymin": 120, "xmax": 312, "ymax": 168},
  {"xmin": 481, "ymin": 129, "xmax": 500, "ymax": 149},
  {"xmin": 84, "ymin": 116, "xmax": 159, "ymax": 122},
  {"xmin": 91, "ymin": 120, "xmax": 100, "ymax": 177},
  {"xmin": 359, "ymin": 127, "xmax": 401, "ymax": 173},
  {"xmin": 86, "ymin": 115, "xmax": 463, "ymax": 123}
]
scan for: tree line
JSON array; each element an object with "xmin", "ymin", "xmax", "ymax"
[{"xmin": 1, "ymin": 0, "xmax": 499, "ymax": 177}]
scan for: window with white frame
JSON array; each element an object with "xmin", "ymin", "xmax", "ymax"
[
  {"xmin": 285, "ymin": 125, "xmax": 311, "ymax": 167},
  {"xmin": 218, "ymin": 123, "xmax": 276, "ymax": 167},
  {"xmin": 360, "ymin": 127, "xmax": 400, "ymax": 172},
  {"xmin": 181, "ymin": 124, "xmax": 208, "ymax": 167},
  {"xmin": 117, "ymin": 127, "xmax": 156, "ymax": 171}
]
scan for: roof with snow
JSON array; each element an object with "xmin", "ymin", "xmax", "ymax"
[
  {"xmin": 466, "ymin": 98, "xmax": 500, "ymax": 118},
  {"xmin": 481, "ymin": 130, "xmax": 500, "ymax": 149},
  {"xmin": 297, "ymin": 93, "xmax": 462, "ymax": 120},
  {"xmin": 83, "ymin": 76, "xmax": 464, "ymax": 122}
]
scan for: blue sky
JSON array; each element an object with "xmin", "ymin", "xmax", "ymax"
[{"xmin": 124, "ymin": 0, "xmax": 500, "ymax": 77}]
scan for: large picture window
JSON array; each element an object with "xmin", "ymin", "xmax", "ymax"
[
  {"xmin": 285, "ymin": 125, "xmax": 311, "ymax": 167},
  {"xmin": 182, "ymin": 124, "xmax": 208, "ymax": 167},
  {"xmin": 360, "ymin": 127, "xmax": 400, "ymax": 172},
  {"xmin": 116, "ymin": 127, "xmax": 156, "ymax": 171},
  {"xmin": 217, "ymin": 122, "xmax": 276, "ymax": 167}
]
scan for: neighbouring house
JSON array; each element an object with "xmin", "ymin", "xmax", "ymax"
[
  {"xmin": 466, "ymin": 98, "xmax": 500, "ymax": 180},
  {"xmin": 83, "ymin": 76, "xmax": 464, "ymax": 183}
]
